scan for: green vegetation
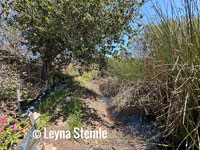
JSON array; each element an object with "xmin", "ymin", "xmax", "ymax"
[
  {"xmin": 108, "ymin": 58, "xmax": 144, "ymax": 81},
  {"xmin": 66, "ymin": 92, "xmax": 84, "ymax": 136},
  {"xmin": 142, "ymin": 1, "xmax": 200, "ymax": 149},
  {"xmin": 38, "ymin": 88, "xmax": 68, "ymax": 114},
  {"xmin": 0, "ymin": 128, "xmax": 21, "ymax": 150},
  {"xmin": 38, "ymin": 87, "xmax": 84, "ymax": 136},
  {"xmin": 66, "ymin": 62, "xmax": 98, "ymax": 85},
  {"xmin": 0, "ymin": 116, "xmax": 31, "ymax": 150},
  {"xmin": 37, "ymin": 88, "xmax": 69, "ymax": 129},
  {"xmin": 1, "ymin": 0, "xmax": 200, "ymax": 149},
  {"xmin": 59, "ymin": 89, "xmax": 84, "ymax": 136},
  {"xmin": 2, "ymin": 0, "xmax": 144, "ymax": 84},
  {"xmin": 76, "ymin": 71, "xmax": 98, "ymax": 85},
  {"xmin": 0, "ymin": 67, "xmax": 35, "ymax": 102}
]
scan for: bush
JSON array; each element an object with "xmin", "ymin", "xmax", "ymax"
[
  {"xmin": 107, "ymin": 58, "xmax": 144, "ymax": 81},
  {"xmin": 0, "ymin": 65, "xmax": 35, "ymax": 102},
  {"xmin": 99, "ymin": 77, "xmax": 124, "ymax": 98},
  {"xmin": 76, "ymin": 70, "xmax": 98, "ymax": 85}
]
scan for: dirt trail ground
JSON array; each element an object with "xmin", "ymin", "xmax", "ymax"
[{"xmin": 41, "ymin": 79, "xmax": 146, "ymax": 150}]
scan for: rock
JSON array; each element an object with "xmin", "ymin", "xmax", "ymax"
[
  {"xmin": 33, "ymin": 112, "xmax": 40, "ymax": 120},
  {"xmin": 56, "ymin": 119, "xmax": 65, "ymax": 126},
  {"xmin": 53, "ymin": 147, "xmax": 57, "ymax": 150},
  {"xmin": 63, "ymin": 100, "xmax": 70, "ymax": 104},
  {"xmin": 44, "ymin": 143, "xmax": 55, "ymax": 150},
  {"xmin": 42, "ymin": 141, "xmax": 47, "ymax": 147},
  {"xmin": 35, "ymin": 144, "xmax": 43, "ymax": 150}
]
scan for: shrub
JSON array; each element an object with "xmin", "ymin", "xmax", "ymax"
[
  {"xmin": 107, "ymin": 58, "xmax": 144, "ymax": 81},
  {"xmin": 99, "ymin": 77, "xmax": 124, "ymax": 98},
  {"xmin": 76, "ymin": 71, "xmax": 98, "ymax": 85},
  {"xmin": 0, "ymin": 65, "xmax": 34, "ymax": 102}
]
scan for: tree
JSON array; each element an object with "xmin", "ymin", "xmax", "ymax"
[
  {"xmin": 4, "ymin": 0, "xmax": 145, "ymax": 85},
  {"xmin": 0, "ymin": 26, "xmax": 28, "ymax": 56}
]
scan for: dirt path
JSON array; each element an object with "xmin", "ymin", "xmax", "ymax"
[{"xmin": 41, "ymin": 79, "xmax": 146, "ymax": 150}]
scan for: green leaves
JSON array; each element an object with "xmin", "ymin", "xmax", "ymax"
[
  {"xmin": 0, "ymin": 116, "xmax": 30, "ymax": 150},
  {"xmin": 9, "ymin": 0, "xmax": 144, "ymax": 66}
]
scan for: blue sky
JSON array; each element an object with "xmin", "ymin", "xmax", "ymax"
[
  {"xmin": 1, "ymin": 0, "xmax": 196, "ymax": 58},
  {"xmin": 141, "ymin": 0, "xmax": 184, "ymax": 24},
  {"xmin": 119, "ymin": 0, "xmax": 186, "ymax": 55},
  {"xmin": 141, "ymin": 0, "xmax": 200, "ymax": 22}
]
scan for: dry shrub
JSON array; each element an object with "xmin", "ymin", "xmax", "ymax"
[
  {"xmin": 102, "ymin": 64, "xmax": 199, "ymax": 149},
  {"xmin": 99, "ymin": 77, "xmax": 123, "ymax": 98},
  {"xmin": 144, "ymin": 61, "xmax": 200, "ymax": 149},
  {"xmin": 108, "ymin": 79, "xmax": 160, "ymax": 114}
]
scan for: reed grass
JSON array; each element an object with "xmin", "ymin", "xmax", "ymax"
[
  {"xmin": 104, "ymin": 0, "xmax": 200, "ymax": 149},
  {"xmin": 143, "ymin": 1, "xmax": 200, "ymax": 149}
]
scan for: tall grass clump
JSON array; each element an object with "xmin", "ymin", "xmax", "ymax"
[
  {"xmin": 103, "ymin": 0, "xmax": 200, "ymax": 149},
  {"xmin": 141, "ymin": 0, "xmax": 200, "ymax": 149}
]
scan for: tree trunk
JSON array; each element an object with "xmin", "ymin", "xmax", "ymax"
[{"xmin": 41, "ymin": 61, "xmax": 52, "ymax": 88}]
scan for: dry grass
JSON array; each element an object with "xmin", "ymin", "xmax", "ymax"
[
  {"xmin": 102, "ymin": 0, "xmax": 200, "ymax": 149},
  {"xmin": 99, "ymin": 77, "xmax": 124, "ymax": 98}
]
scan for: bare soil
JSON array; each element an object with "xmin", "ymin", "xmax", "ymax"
[{"xmin": 40, "ymin": 79, "xmax": 147, "ymax": 150}]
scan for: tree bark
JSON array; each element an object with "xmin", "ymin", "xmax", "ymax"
[{"xmin": 41, "ymin": 61, "xmax": 52, "ymax": 88}]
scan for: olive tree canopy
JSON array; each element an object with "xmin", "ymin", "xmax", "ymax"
[{"xmin": 1, "ymin": 0, "xmax": 144, "ymax": 83}]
